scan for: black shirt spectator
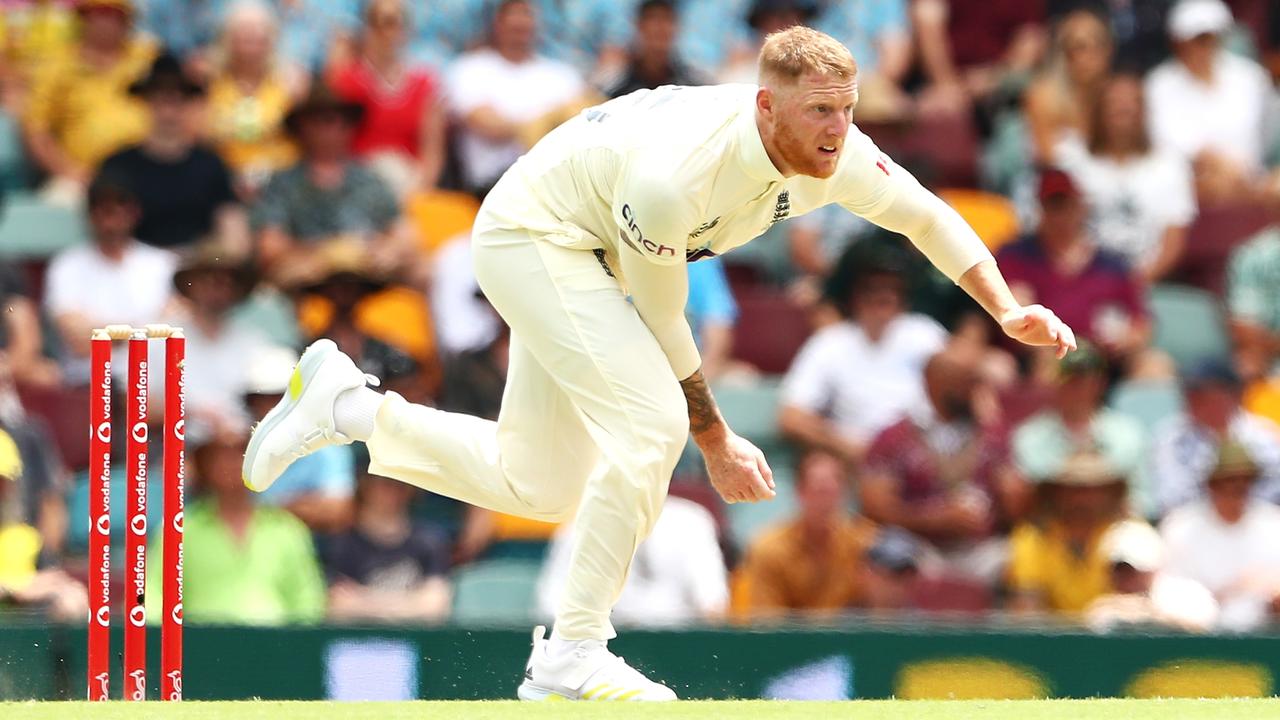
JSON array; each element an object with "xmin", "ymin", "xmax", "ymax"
[
  {"xmin": 322, "ymin": 520, "xmax": 451, "ymax": 589},
  {"xmin": 99, "ymin": 144, "xmax": 237, "ymax": 249},
  {"xmin": 605, "ymin": 0, "xmax": 706, "ymax": 99}
]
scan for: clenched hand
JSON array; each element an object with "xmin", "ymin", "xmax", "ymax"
[{"xmin": 704, "ymin": 432, "xmax": 776, "ymax": 504}]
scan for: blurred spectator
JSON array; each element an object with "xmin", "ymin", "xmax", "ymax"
[
  {"xmin": 251, "ymin": 82, "xmax": 409, "ymax": 280},
  {"xmin": 1161, "ymin": 441, "xmax": 1280, "ymax": 631},
  {"xmin": 205, "ymin": 1, "xmax": 306, "ymax": 198},
  {"xmin": 445, "ymin": 0, "xmax": 587, "ymax": 195},
  {"xmin": 439, "ymin": 318, "xmax": 509, "ymax": 421},
  {"xmin": 0, "ymin": 428, "xmax": 86, "ymax": 622},
  {"xmin": 329, "ymin": 0, "xmax": 446, "ymax": 195},
  {"xmin": 738, "ymin": 450, "xmax": 877, "ymax": 616},
  {"xmin": 0, "ymin": 412, "xmax": 68, "ymax": 557},
  {"xmin": 719, "ymin": 0, "xmax": 818, "ymax": 84},
  {"xmin": 137, "ymin": 0, "xmax": 224, "ymax": 73},
  {"xmin": 1024, "ymin": 8, "xmax": 1114, "ymax": 164},
  {"xmin": 0, "ymin": 0, "xmax": 76, "ymax": 94},
  {"xmin": 1057, "ymin": 73, "xmax": 1196, "ymax": 282},
  {"xmin": 814, "ymin": 0, "xmax": 911, "ymax": 122},
  {"xmin": 0, "ymin": 262, "xmax": 60, "ymax": 389},
  {"xmin": 430, "ymin": 234, "xmax": 502, "ymax": 356},
  {"xmin": 860, "ymin": 350, "xmax": 1014, "ymax": 585},
  {"xmin": 674, "ymin": 0, "xmax": 752, "ymax": 78},
  {"xmin": 859, "ymin": 527, "xmax": 924, "ymax": 614},
  {"xmin": 155, "ymin": 424, "xmax": 326, "ymax": 625},
  {"xmin": 779, "ymin": 258, "xmax": 947, "ymax": 466},
  {"xmin": 1145, "ymin": 0, "xmax": 1272, "ymax": 203},
  {"xmin": 322, "ymin": 470, "xmax": 452, "ymax": 623},
  {"xmin": 243, "ymin": 345, "xmax": 356, "ymax": 532},
  {"xmin": 997, "ymin": 168, "xmax": 1151, "ymax": 371},
  {"xmin": 22, "ymin": 0, "xmax": 156, "ymax": 203},
  {"xmin": 99, "ymin": 53, "xmax": 249, "ymax": 253},
  {"xmin": 605, "ymin": 0, "xmax": 705, "ymax": 99},
  {"xmin": 1012, "ymin": 342, "xmax": 1144, "ymax": 499},
  {"xmin": 1084, "ymin": 518, "xmax": 1218, "ymax": 632},
  {"xmin": 1006, "ymin": 450, "xmax": 1128, "ymax": 614},
  {"xmin": 912, "ymin": 0, "xmax": 1048, "ymax": 118},
  {"xmin": 169, "ymin": 241, "xmax": 270, "ymax": 428},
  {"xmin": 686, "ymin": 258, "xmax": 740, "ymax": 383},
  {"xmin": 44, "ymin": 174, "xmax": 176, "ymax": 380},
  {"xmin": 1227, "ymin": 199, "xmax": 1280, "ymax": 381},
  {"xmin": 1048, "ymin": 0, "xmax": 1172, "ymax": 74},
  {"xmin": 529, "ymin": 0, "xmax": 633, "ymax": 86},
  {"xmin": 1149, "ymin": 359, "xmax": 1280, "ymax": 513},
  {"xmin": 538, "ymin": 495, "xmax": 728, "ymax": 626}
]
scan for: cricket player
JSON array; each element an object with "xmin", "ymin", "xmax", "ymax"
[{"xmin": 243, "ymin": 26, "xmax": 1075, "ymax": 701}]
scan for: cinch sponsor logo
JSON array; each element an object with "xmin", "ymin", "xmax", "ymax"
[{"xmin": 620, "ymin": 204, "xmax": 677, "ymax": 258}]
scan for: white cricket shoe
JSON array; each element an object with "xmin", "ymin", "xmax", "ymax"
[
  {"xmin": 242, "ymin": 338, "xmax": 375, "ymax": 492},
  {"xmin": 517, "ymin": 625, "xmax": 677, "ymax": 702}
]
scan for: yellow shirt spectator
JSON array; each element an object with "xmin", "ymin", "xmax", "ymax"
[
  {"xmin": 0, "ymin": 523, "xmax": 41, "ymax": 590},
  {"xmin": 737, "ymin": 516, "xmax": 878, "ymax": 616},
  {"xmin": 0, "ymin": 1, "xmax": 77, "ymax": 85},
  {"xmin": 206, "ymin": 71, "xmax": 297, "ymax": 187},
  {"xmin": 1008, "ymin": 520, "xmax": 1112, "ymax": 613},
  {"xmin": 23, "ymin": 35, "xmax": 156, "ymax": 170}
]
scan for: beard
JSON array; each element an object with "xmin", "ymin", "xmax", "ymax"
[{"xmin": 772, "ymin": 119, "xmax": 838, "ymax": 178}]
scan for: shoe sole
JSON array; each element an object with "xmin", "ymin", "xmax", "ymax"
[
  {"xmin": 517, "ymin": 681, "xmax": 571, "ymax": 701},
  {"xmin": 242, "ymin": 338, "xmax": 338, "ymax": 491}
]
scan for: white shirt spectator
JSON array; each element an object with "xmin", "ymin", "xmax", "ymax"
[
  {"xmin": 1161, "ymin": 499, "xmax": 1280, "ymax": 631},
  {"xmin": 1148, "ymin": 411, "xmax": 1280, "ymax": 513},
  {"xmin": 179, "ymin": 318, "xmax": 271, "ymax": 426},
  {"xmin": 446, "ymin": 48, "xmax": 584, "ymax": 190},
  {"xmin": 536, "ymin": 496, "xmax": 728, "ymax": 626},
  {"xmin": 781, "ymin": 314, "xmax": 947, "ymax": 444},
  {"xmin": 1145, "ymin": 51, "xmax": 1272, "ymax": 173},
  {"xmin": 1056, "ymin": 136, "xmax": 1197, "ymax": 268},
  {"xmin": 430, "ymin": 232, "xmax": 501, "ymax": 355}
]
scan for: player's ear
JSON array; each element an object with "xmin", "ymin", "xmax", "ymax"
[{"xmin": 756, "ymin": 86, "xmax": 774, "ymax": 117}]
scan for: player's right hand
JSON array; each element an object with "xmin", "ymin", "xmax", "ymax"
[{"xmin": 704, "ymin": 432, "xmax": 776, "ymax": 504}]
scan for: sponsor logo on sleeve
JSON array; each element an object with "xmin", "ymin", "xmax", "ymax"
[{"xmin": 620, "ymin": 203, "xmax": 678, "ymax": 259}]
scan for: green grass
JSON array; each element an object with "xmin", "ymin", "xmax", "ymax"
[{"xmin": 4, "ymin": 699, "xmax": 1280, "ymax": 719}]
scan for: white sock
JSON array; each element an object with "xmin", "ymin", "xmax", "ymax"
[{"xmin": 333, "ymin": 385, "xmax": 383, "ymax": 441}]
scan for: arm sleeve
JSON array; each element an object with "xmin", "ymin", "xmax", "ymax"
[
  {"xmin": 619, "ymin": 247, "xmax": 702, "ymax": 380},
  {"xmin": 835, "ymin": 130, "xmax": 993, "ymax": 282}
]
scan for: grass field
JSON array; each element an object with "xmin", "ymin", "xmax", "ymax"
[{"xmin": 4, "ymin": 699, "xmax": 1280, "ymax": 719}]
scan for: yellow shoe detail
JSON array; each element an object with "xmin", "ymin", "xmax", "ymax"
[
  {"xmin": 582, "ymin": 684, "xmax": 608, "ymax": 700},
  {"xmin": 613, "ymin": 689, "xmax": 643, "ymax": 701},
  {"xmin": 288, "ymin": 365, "xmax": 304, "ymax": 400}
]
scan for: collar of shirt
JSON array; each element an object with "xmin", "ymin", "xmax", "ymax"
[{"xmin": 733, "ymin": 90, "xmax": 786, "ymax": 185}]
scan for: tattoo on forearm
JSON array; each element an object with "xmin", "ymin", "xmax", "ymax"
[{"xmin": 680, "ymin": 369, "xmax": 723, "ymax": 437}]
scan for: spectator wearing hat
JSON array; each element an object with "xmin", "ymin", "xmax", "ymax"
[
  {"xmin": 149, "ymin": 423, "xmax": 326, "ymax": 625},
  {"xmin": 1011, "ymin": 341, "xmax": 1146, "ymax": 508},
  {"xmin": 0, "ymin": 427, "xmax": 87, "ymax": 622},
  {"xmin": 860, "ymin": 526, "xmax": 924, "ymax": 614},
  {"xmin": 169, "ymin": 240, "xmax": 270, "ymax": 428},
  {"xmin": 780, "ymin": 258, "xmax": 949, "ymax": 467},
  {"xmin": 444, "ymin": 0, "xmax": 587, "ymax": 195},
  {"xmin": 1148, "ymin": 359, "xmax": 1280, "ymax": 514},
  {"xmin": 22, "ymin": 0, "xmax": 157, "ymax": 201},
  {"xmin": 1145, "ymin": 0, "xmax": 1272, "ymax": 202},
  {"xmin": 1161, "ymin": 441, "xmax": 1280, "ymax": 631},
  {"xmin": 1084, "ymin": 519, "xmax": 1218, "ymax": 633},
  {"xmin": 205, "ymin": 1, "xmax": 307, "ymax": 199},
  {"xmin": 242, "ymin": 345, "xmax": 356, "ymax": 532},
  {"xmin": 605, "ymin": 0, "xmax": 707, "ymax": 100},
  {"xmin": 44, "ymin": 174, "xmax": 177, "ymax": 381},
  {"xmin": 1006, "ymin": 450, "xmax": 1131, "ymax": 614},
  {"xmin": 996, "ymin": 168, "xmax": 1152, "ymax": 373},
  {"xmin": 739, "ymin": 449, "xmax": 877, "ymax": 616},
  {"xmin": 250, "ymin": 81, "xmax": 410, "ymax": 281},
  {"xmin": 98, "ymin": 52, "xmax": 248, "ymax": 253},
  {"xmin": 1055, "ymin": 73, "xmax": 1196, "ymax": 283},
  {"xmin": 327, "ymin": 0, "xmax": 446, "ymax": 196},
  {"xmin": 860, "ymin": 349, "xmax": 1017, "ymax": 585},
  {"xmin": 321, "ymin": 465, "xmax": 453, "ymax": 624}
]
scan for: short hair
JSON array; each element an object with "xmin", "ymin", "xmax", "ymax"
[
  {"xmin": 87, "ymin": 172, "xmax": 138, "ymax": 209},
  {"xmin": 757, "ymin": 25, "xmax": 857, "ymax": 86},
  {"xmin": 637, "ymin": 0, "xmax": 674, "ymax": 19}
]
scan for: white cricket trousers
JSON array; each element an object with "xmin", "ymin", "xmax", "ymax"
[{"xmin": 365, "ymin": 225, "xmax": 688, "ymax": 641}]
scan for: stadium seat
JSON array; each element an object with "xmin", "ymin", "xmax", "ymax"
[
  {"xmin": 909, "ymin": 576, "xmax": 993, "ymax": 614},
  {"xmin": 1147, "ymin": 284, "xmax": 1231, "ymax": 371},
  {"xmin": 1177, "ymin": 202, "xmax": 1270, "ymax": 294},
  {"xmin": 1109, "ymin": 380, "xmax": 1185, "ymax": 436},
  {"xmin": 0, "ymin": 192, "xmax": 88, "ymax": 259},
  {"xmin": 860, "ymin": 113, "xmax": 979, "ymax": 188},
  {"xmin": 731, "ymin": 290, "xmax": 812, "ymax": 374},
  {"xmin": 451, "ymin": 558, "xmax": 543, "ymax": 623},
  {"xmin": 936, "ymin": 189, "xmax": 1020, "ymax": 253},
  {"xmin": 405, "ymin": 190, "xmax": 480, "ymax": 255},
  {"xmin": 714, "ymin": 378, "xmax": 783, "ymax": 445}
]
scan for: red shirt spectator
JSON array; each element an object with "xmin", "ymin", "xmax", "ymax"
[{"xmin": 331, "ymin": 60, "xmax": 436, "ymax": 160}]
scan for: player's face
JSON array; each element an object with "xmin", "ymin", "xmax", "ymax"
[{"xmin": 771, "ymin": 71, "xmax": 857, "ymax": 179}]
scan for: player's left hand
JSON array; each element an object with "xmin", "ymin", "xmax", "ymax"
[
  {"xmin": 1000, "ymin": 304, "xmax": 1077, "ymax": 359},
  {"xmin": 704, "ymin": 432, "xmax": 776, "ymax": 504}
]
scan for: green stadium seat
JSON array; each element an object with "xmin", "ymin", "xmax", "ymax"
[
  {"xmin": 714, "ymin": 378, "xmax": 783, "ymax": 446},
  {"xmin": 1109, "ymin": 380, "xmax": 1184, "ymax": 436},
  {"xmin": 1148, "ymin": 284, "xmax": 1230, "ymax": 371},
  {"xmin": 724, "ymin": 465, "xmax": 797, "ymax": 551},
  {"xmin": 451, "ymin": 558, "xmax": 543, "ymax": 623},
  {"xmin": 0, "ymin": 192, "xmax": 88, "ymax": 259}
]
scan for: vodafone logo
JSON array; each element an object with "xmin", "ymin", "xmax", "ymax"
[
  {"xmin": 95, "ymin": 605, "xmax": 110, "ymax": 627},
  {"xmin": 132, "ymin": 421, "xmax": 148, "ymax": 444},
  {"xmin": 96, "ymin": 514, "xmax": 110, "ymax": 535},
  {"xmin": 129, "ymin": 605, "xmax": 146, "ymax": 627},
  {"xmin": 131, "ymin": 514, "xmax": 147, "ymax": 535},
  {"xmin": 172, "ymin": 511, "xmax": 183, "ymax": 533},
  {"xmin": 174, "ymin": 419, "xmax": 185, "ymax": 441},
  {"xmin": 95, "ymin": 422, "xmax": 111, "ymax": 443},
  {"xmin": 171, "ymin": 603, "xmax": 183, "ymax": 626}
]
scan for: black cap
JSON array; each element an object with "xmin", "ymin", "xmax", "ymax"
[
  {"xmin": 128, "ymin": 52, "xmax": 205, "ymax": 98},
  {"xmin": 1181, "ymin": 358, "xmax": 1241, "ymax": 391},
  {"xmin": 866, "ymin": 527, "xmax": 921, "ymax": 573}
]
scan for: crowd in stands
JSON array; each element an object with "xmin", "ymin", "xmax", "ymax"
[{"xmin": 1, "ymin": 0, "xmax": 1280, "ymax": 635}]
